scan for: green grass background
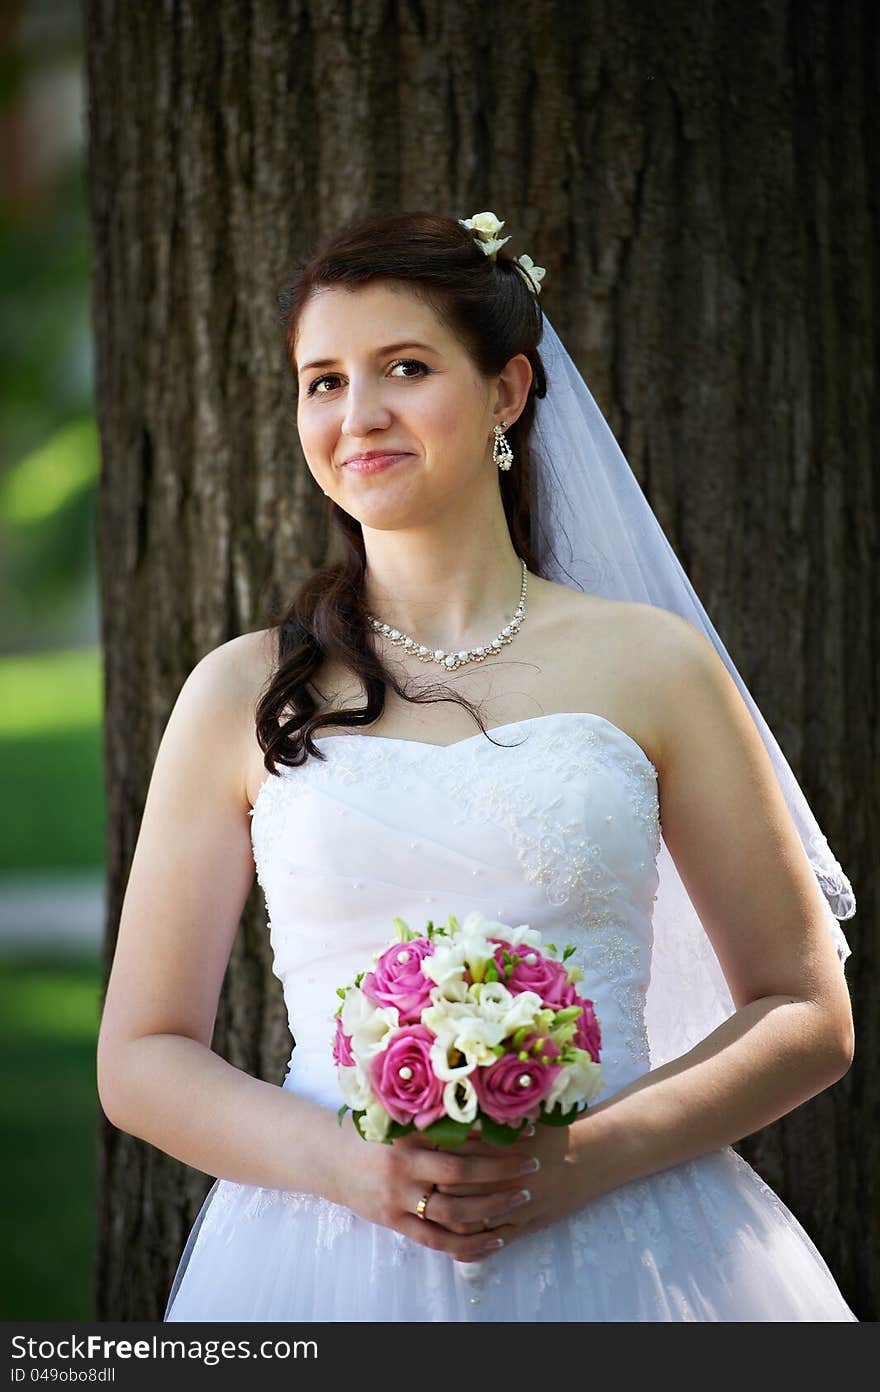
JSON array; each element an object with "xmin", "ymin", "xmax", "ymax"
[{"xmin": 1, "ymin": 645, "xmax": 104, "ymax": 1319}]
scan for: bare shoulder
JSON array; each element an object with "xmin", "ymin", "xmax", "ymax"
[
  {"xmin": 543, "ymin": 582, "xmax": 702, "ymax": 770},
  {"xmin": 175, "ymin": 626, "xmax": 280, "ymax": 807},
  {"xmin": 192, "ymin": 625, "xmax": 278, "ymax": 690},
  {"xmin": 602, "ymin": 597, "xmax": 730, "ymax": 772}
]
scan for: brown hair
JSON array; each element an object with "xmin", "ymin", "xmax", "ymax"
[{"xmin": 255, "ymin": 209, "xmax": 548, "ymax": 772}]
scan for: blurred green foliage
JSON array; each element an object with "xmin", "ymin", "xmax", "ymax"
[
  {"xmin": 0, "ymin": 1, "xmax": 106, "ymax": 1328},
  {"xmin": 1, "ymin": 5, "xmax": 97, "ymax": 651},
  {"xmin": 0, "ymin": 645, "xmax": 104, "ymax": 869},
  {"xmin": 0, "ymin": 948, "xmax": 100, "ymax": 1320}
]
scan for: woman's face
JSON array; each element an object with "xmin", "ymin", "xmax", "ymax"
[{"xmin": 293, "ymin": 279, "xmax": 527, "ymax": 530}]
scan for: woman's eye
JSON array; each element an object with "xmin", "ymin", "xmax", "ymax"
[{"xmin": 305, "ymin": 359, "xmax": 430, "ymax": 397}]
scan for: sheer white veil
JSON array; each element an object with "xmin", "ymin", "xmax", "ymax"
[{"xmin": 530, "ymin": 312, "xmax": 855, "ymax": 1069}]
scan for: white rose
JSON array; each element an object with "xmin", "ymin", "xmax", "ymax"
[
  {"xmin": 341, "ymin": 986, "xmax": 400, "ymax": 1061},
  {"xmin": 359, "ymin": 1099, "xmax": 392, "ymax": 1142},
  {"xmin": 457, "ymin": 214, "xmax": 511, "ymax": 259},
  {"xmin": 338, "ymin": 1058, "xmax": 373, "ymax": 1111},
  {"xmin": 467, "ymin": 980, "xmax": 514, "ymax": 1019},
  {"xmin": 460, "ymin": 211, "xmax": 505, "ymax": 239},
  {"xmin": 543, "ymin": 1056, "xmax": 605, "ymax": 1114}
]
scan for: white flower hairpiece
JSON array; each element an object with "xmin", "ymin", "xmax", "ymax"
[{"xmin": 458, "ymin": 210, "xmax": 546, "ymax": 295}]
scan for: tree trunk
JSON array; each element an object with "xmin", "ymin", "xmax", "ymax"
[{"xmin": 85, "ymin": 0, "xmax": 877, "ymax": 1320}]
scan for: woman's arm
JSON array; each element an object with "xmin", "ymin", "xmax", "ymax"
[
  {"xmin": 97, "ymin": 631, "xmax": 348, "ymax": 1209},
  {"xmin": 570, "ymin": 609, "xmax": 854, "ymax": 1203},
  {"xmin": 102, "ymin": 1031, "xmax": 351, "ymax": 1203},
  {"xmin": 572, "ymin": 991, "xmax": 851, "ymax": 1203}
]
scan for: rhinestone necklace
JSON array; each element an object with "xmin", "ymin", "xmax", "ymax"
[{"xmin": 365, "ymin": 557, "xmax": 529, "ymax": 671}]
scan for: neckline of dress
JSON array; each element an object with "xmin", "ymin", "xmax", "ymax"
[{"xmin": 250, "ymin": 710, "xmax": 659, "ymax": 815}]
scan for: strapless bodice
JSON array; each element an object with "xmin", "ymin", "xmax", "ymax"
[{"xmin": 248, "ymin": 711, "xmax": 662, "ymax": 1109}]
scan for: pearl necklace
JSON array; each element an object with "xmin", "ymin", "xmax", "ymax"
[{"xmin": 365, "ymin": 558, "xmax": 529, "ymax": 671}]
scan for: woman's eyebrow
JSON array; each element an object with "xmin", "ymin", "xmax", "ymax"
[{"xmin": 297, "ymin": 341, "xmax": 440, "ymax": 376}]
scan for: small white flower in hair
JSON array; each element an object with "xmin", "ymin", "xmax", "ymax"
[
  {"xmin": 458, "ymin": 210, "xmax": 511, "ymax": 260},
  {"xmin": 515, "ymin": 253, "xmax": 546, "ymax": 295}
]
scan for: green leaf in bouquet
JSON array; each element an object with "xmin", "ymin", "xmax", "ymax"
[
  {"xmin": 445, "ymin": 912, "xmax": 461, "ymax": 933},
  {"xmin": 419, "ymin": 1116, "xmax": 474, "ymax": 1148},
  {"xmin": 393, "ymin": 916, "xmax": 416, "ymax": 942},
  {"xmin": 562, "ymin": 944, "xmax": 576, "ymax": 960},
  {"xmin": 385, "ymin": 1120, "xmax": 414, "ymax": 1140},
  {"xmin": 477, "ymin": 1113, "xmax": 528, "ymax": 1147},
  {"xmin": 337, "ymin": 1104, "xmax": 350, "ymax": 1126},
  {"xmin": 545, "ymin": 942, "xmax": 558, "ymax": 955}
]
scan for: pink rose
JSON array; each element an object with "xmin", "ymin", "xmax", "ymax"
[
  {"xmin": 332, "ymin": 1014, "xmax": 356, "ymax": 1068},
  {"xmin": 472, "ymin": 1033, "xmax": 564, "ymax": 1124},
  {"xmin": 369, "ymin": 1024, "xmax": 446, "ymax": 1130},
  {"xmin": 560, "ymin": 981, "xmax": 602, "ymax": 1062},
  {"xmin": 361, "ymin": 937, "xmax": 436, "ymax": 1024},
  {"xmin": 490, "ymin": 937, "xmax": 571, "ymax": 1005}
]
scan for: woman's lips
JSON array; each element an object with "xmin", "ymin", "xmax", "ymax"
[{"xmin": 342, "ymin": 452, "xmax": 411, "ymax": 475}]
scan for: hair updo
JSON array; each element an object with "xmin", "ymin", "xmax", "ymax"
[{"xmin": 255, "ymin": 209, "xmax": 549, "ymax": 771}]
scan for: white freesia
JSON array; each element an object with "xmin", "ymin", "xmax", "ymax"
[
  {"xmin": 543, "ymin": 1053, "xmax": 605, "ymax": 1114},
  {"xmin": 340, "ymin": 986, "xmax": 399, "ymax": 1061},
  {"xmin": 359, "ymin": 1099, "xmax": 392, "ymax": 1142},
  {"xmin": 491, "ymin": 921, "xmax": 543, "ymax": 951},
  {"xmin": 430, "ymin": 1035, "xmax": 477, "ymax": 1082},
  {"xmin": 444, "ymin": 1076, "xmax": 478, "ymax": 1125},
  {"xmin": 338, "ymin": 1058, "xmax": 373, "ymax": 1111},
  {"xmin": 421, "ymin": 936, "xmax": 469, "ymax": 991},
  {"xmin": 498, "ymin": 988, "xmax": 546, "ymax": 1036},
  {"xmin": 422, "ymin": 915, "xmax": 509, "ymax": 993},
  {"xmin": 426, "ymin": 1007, "xmax": 494, "ymax": 1078}
]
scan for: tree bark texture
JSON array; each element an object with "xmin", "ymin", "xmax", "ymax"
[{"xmin": 84, "ymin": 0, "xmax": 877, "ymax": 1320}]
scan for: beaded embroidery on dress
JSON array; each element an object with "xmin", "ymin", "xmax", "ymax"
[{"xmin": 163, "ymin": 711, "xmax": 856, "ymax": 1322}]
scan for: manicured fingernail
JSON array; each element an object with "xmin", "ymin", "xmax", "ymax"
[
  {"xmin": 519, "ymin": 1156, "xmax": 540, "ymax": 1173},
  {"xmin": 483, "ymin": 1236, "xmax": 504, "ymax": 1250}
]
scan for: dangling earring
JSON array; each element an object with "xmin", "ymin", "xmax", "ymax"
[{"xmin": 493, "ymin": 421, "xmax": 514, "ymax": 471}]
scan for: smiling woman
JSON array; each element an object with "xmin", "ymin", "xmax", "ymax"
[
  {"xmin": 97, "ymin": 208, "xmax": 857, "ymax": 1324},
  {"xmin": 293, "ymin": 282, "xmax": 534, "ymax": 578}
]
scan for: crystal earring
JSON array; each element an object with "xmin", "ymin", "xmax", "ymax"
[{"xmin": 493, "ymin": 421, "xmax": 513, "ymax": 471}]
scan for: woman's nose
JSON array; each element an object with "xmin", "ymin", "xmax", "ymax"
[{"xmin": 341, "ymin": 381, "xmax": 393, "ymax": 437}]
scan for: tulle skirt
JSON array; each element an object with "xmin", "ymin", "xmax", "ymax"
[{"xmin": 164, "ymin": 1143, "xmax": 856, "ymax": 1322}]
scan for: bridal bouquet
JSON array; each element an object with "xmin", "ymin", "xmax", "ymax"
[{"xmin": 333, "ymin": 909, "xmax": 605, "ymax": 1147}]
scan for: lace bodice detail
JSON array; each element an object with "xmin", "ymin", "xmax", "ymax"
[{"xmin": 248, "ymin": 711, "xmax": 661, "ymax": 1106}]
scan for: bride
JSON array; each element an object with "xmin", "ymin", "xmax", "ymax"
[{"xmin": 97, "ymin": 209, "xmax": 857, "ymax": 1321}]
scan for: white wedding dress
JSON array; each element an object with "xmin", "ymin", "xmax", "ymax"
[{"xmin": 163, "ymin": 711, "xmax": 856, "ymax": 1322}]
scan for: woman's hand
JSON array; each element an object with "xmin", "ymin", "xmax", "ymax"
[
  {"xmin": 338, "ymin": 1115, "xmax": 542, "ymax": 1263},
  {"xmin": 410, "ymin": 1117, "xmax": 600, "ymax": 1254},
  {"xmin": 338, "ymin": 1110, "xmax": 608, "ymax": 1261}
]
